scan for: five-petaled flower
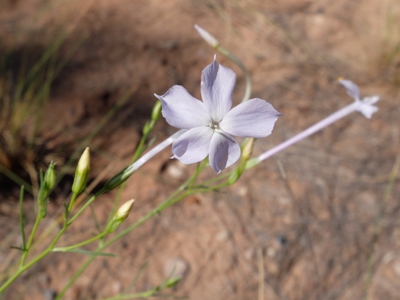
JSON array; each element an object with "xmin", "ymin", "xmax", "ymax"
[
  {"xmin": 155, "ymin": 57, "xmax": 281, "ymax": 173},
  {"xmin": 339, "ymin": 79, "xmax": 379, "ymax": 119}
]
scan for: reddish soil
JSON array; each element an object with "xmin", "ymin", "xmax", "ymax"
[{"xmin": 1, "ymin": 0, "xmax": 400, "ymax": 299}]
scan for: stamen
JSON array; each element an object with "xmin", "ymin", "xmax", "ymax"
[{"xmin": 209, "ymin": 120, "xmax": 220, "ymax": 131}]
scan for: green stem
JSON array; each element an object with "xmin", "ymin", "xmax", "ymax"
[
  {"xmin": 106, "ymin": 117, "xmax": 157, "ymax": 226},
  {"xmin": 101, "ymin": 290, "xmax": 164, "ymax": 300},
  {"xmin": 216, "ymin": 45, "xmax": 252, "ymax": 102},
  {"xmin": 55, "ymin": 255, "xmax": 96, "ymax": 299},
  {"xmin": 0, "ymin": 217, "xmax": 69, "ymax": 293},
  {"xmin": 20, "ymin": 210, "xmax": 42, "ymax": 266},
  {"xmin": 18, "ymin": 186, "xmax": 26, "ymax": 254},
  {"xmin": 68, "ymin": 192, "xmax": 78, "ymax": 212},
  {"xmin": 53, "ymin": 231, "xmax": 108, "ymax": 253},
  {"xmin": 68, "ymin": 190, "xmax": 104, "ymax": 225}
]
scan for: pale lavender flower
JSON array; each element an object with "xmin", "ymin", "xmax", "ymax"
[
  {"xmin": 255, "ymin": 78, "xmax": 380, "ymax": 164},
  {"xmin": 155, "ymin": 57, "xmax": 281, "ymax": 173},
  {"xmin": 339, "ymin": 79, "xmax": 379, "ymax": 119}
]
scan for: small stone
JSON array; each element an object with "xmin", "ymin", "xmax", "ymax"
[
  {"xmin": 275, "ymin": 235, "xmax": 287, "ymax": 247},
  {"xmin": 166, "ymin": 162, "xmax": 185, "ymax": 179},
  {"xmin": 238, "ymin": 186, "xmax": 248, "ymax": 197},
  {"xmin": 215, "ymin": 230, "xmax": 228, "ymax": 241},
  {"xmin": 164, "ymin": 257, "xmax": 188, "ymax": 278},
  {"xmin": 244, "ymin": 248, "xmax": 254, "ymax": 260},
  {"xmin": 43, "ymin": 289, "xmax": 57, "ymax": 300},
  {"xmin": 267, "ymin": 247, "xmax": 276, "ymax": 258},
  {"xmin": 113, "ymin": 281, "xmax": 122, "ymax": 293},
  {"xmin": 393, "ymin": 260, "xmax": 400, "ymax": 276}
]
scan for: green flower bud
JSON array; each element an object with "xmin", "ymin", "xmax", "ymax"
[
  {"xmin": 151, "ymin": 100, "xmax": 162, "ymax": 121},
  {"xmin": 44, "ymin": 162, "xmax": 57, "ymax": 191},
  {"xmin": 103, "ymin": 166, "xmax": 134, "ymax": 191},
  {"xmin": 107, "ymin": 199, "xmax": 135, "ymax": 233},
  {"xmin": 241, "ymin": 138, "xmax": 254, "ymax": 161},
  {"xmin": 38, "ymin": 162, "xmax": 57, "ymax": 218},
  {"xmin": 142, "ymin": 121, "xmax": 151, "ymax": 135},
  {"xmin": 227, "ymin": 139, "xmax": 255, "ymax": 185},
  {"xmin": 71, "ymin": 147, "xmax": 90, "ymax": 195}
]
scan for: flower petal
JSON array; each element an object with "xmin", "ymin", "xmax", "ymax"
[
  {"xmin": 155, "ymin": 86, "xmax": 210, "ymax": 129},
  {"xmin": 209, "ymin": 132, "xmax": 241, "ymax": 173},
  {"xmin": 356, "ymin": 98, "xmax": 379, "ymax": 119},
  {"xmin": 362, "ymin": 95, "xmax": 380, "ymax": 105},
  {"xmin": 172, "ymin": 126, "xmax": 213, "ymax": 164},
  {"xmin": 219, "ymin": 98, "xmax": 281, "ymax": 138},
  {"xmin": 201, "ymin": 57, "xmax": 236, "ymax": 122},
  {"xmin": 339, "ymin": 79, "xmax": 360, "ymax": 99}
]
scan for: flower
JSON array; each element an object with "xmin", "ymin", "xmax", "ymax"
[
  {"xmin": 155, "ymin": 57, "xmax": 281, "ymax": 173},
  {"xmin": 339, "ymin": 79, "xmax": 379, "ymax": 119}
]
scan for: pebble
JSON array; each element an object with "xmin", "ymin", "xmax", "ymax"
[{"xmin": 164, "ymin": 257, "xmax": 188, "ymax": 278}]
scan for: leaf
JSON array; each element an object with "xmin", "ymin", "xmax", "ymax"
[{"xmin": 53, "ymin": 248, "xmax": 116, "ymax": 257}]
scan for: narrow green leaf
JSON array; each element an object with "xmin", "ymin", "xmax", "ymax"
[
  {"xmin": 19, "ymin": 185, "xmax": 26, "ymax": 250},
  {"xmin": 53, "ymin": 248, "xmax": 116, "ymax": 257}
]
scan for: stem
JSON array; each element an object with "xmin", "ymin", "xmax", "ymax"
[
  {"xmin": 56, "ymin": 165, "xmax": 211, "ymax": 297},
  {"xmin": 216, "ymin": 46, "xmax": 252, "ymax": 102},
  {"xmin": 101, "ymin": 290, "xmax": 166, "ymax": 300},
  {"xmin": 53, "ymin": 231, "xmax": 108, "ymax": 253},
  {"xmin": 68, "ymin": 191, "xmax": 103, "ymax": 225},
  {"xmin": 18, "ymin": 186, "xmax": 26, "ymax": 254},
  {"xmin": 106, "ymin": 102, "xmax": 162, "ymax": 226},
  {"xmin": 68, "ymin": 192, "xmax": 78, "ymax": 212},
  {"xmin": 20, "ymin": 210, "xmax": 42, "ymax": 266},
  {"xmin": 0, "ymin": 217, "xmax": 69, "ymax": 292}
]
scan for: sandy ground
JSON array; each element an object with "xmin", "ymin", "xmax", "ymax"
[{"xmin": 1, "ymin": 0, "xmax": 400, "ymax": 299}]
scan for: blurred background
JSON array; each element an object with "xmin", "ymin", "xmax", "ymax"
[{"xmin": 0, "ymin": 0, "xmax": 399, "ymax": 299}]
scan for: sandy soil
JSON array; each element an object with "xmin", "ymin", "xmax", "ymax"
[{"xmin": 1, "ymin": 0, "xmax": 400, "ymax": 299}]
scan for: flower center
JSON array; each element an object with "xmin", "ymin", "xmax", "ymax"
[{"xmin": 209, "ymin": 119, "xmax": 220, "ymax": 131}]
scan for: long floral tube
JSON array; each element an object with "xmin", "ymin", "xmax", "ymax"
[
  {"xmin": 128, "ymin": 129, "xmax": 186, "ymax": 172},
  {"xmin": 104, "ymin": 130, "xmax": 186, "ymax": 191},
  {"xmin": 255, "ymin": 100, "xmax": 373, "ymax": 164}
]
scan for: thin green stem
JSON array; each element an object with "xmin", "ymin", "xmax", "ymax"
[
  {"xmin": 101, "ymin": 290, "xmax": 169, "ymax": 300},
  {"xmin": 20, "ymin": 210, "xmax": 42, "ymax": 266},
  {"xmin": 187, "ymin": 160, "xmax": 209, "ymax": 189},
  {"xmin": 57, "ymin": 168, "xmax": 200, "ymax": 297},
  {"xmin": 53, "ymin": 231, "xmax": 108, "ymax": 253},
  {"xmin": 68, "ymin": 192, "xmax": 78, "ymax": 212},
  {"xmin": 55, "ymin": 255, "xmax": 96, "ymax": 299},
  {"xmin": 106, "ymin": 117, "xmax": 157, "ymax": 226},
  {"xmin": 0, "ymin": 165, "xmax": 33, "ymax": 195},
  {"xmin": 216, "ymin": 45, "xmax": 252, "ymax": 102},
  {"xmin": 68, "ymin": 190, "xmax": 104, "ymax": 225},
  {"xmin": 0, "ymin": 214, "xmax": 69, "ymax": 292},
  {"xmin": 18, "ymin": 186, "xmax": 26, "ymax": 255}
]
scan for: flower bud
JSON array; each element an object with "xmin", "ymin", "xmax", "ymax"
[
  {"xmin": 227, "ymin": 139, "xmax": 255, "ymax": 185},
  {"xmin": 241, "ymin": 138, "xmax": 254, "ymax": 161},
  {"xmin": 151, "ymin": 100, "xmax": 162, "ymax": 121},
  {"xmin": 103, "ymin": 166, "xmax": 134, "ymax": 191},
  {"xmin": 142, "ymin": 121, "xmax": 151, "ymax": 135},
  {"xmin": 38, "ymin": 163, "xmax": 58, "ymax": 218},
  {"xmin": 107, "ymin": 199, "xmax": 135, "ymax": 233},
  {"xmin": 71, "ymin": 147, "xmax": 90, "ymax": 195},
  {"xmin": 44, "ymin": 162, "xmax": 57, "ymax": 191},
  {"xmin": 194, "ymin": 24, "xmax": 220, "ymax": 48}
]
